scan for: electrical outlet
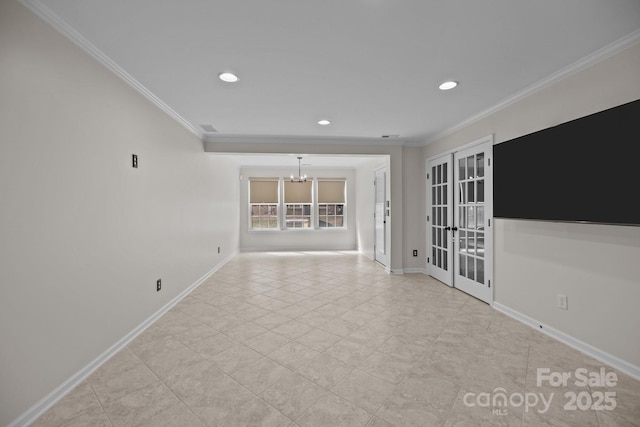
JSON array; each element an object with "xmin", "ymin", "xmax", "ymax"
[
  {"xmin": 132, "ymin": 154, "xmax": 138, "ymax": 168},
  {"xmin": 557, "ymin": 294, "xmax": 567, "ymax": 310},
  {"xmin": 413, "ymin": 249, "xmax": 418, "ymax": 257},
  {"xmin": 157, "ymin": 279, "xmax": 161, "ymax": 292}
]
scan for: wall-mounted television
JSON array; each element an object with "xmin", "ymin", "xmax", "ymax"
[{"xmin": 493, "ymin": 99, "xmax": 640, "ymax": 226}]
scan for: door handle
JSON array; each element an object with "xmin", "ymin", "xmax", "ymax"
[
  {"xmin": 451, "ymin": 226, "xmax": 458, "ymax": 231},
  {"xmin": 444, "ymin": 226, "xmax": 451, "ymax": 231}
]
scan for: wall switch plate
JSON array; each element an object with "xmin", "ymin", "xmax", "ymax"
[
  {"xmin": 157, "ymin": 279, "xmax": 161, "ymax": 292},
  {"xmin": 413, "ymin": 249, "xmax": 418, "ymax": 257},
  {"xmin": 132, "ymin": 154, "xmax": 138, "ymax": 168},
  {"xmin": 557, "ymin": 294, "xmax": 568, "ymax": 310}
]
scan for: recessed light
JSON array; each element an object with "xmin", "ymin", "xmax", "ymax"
[
  {"xmin": 317, "ymin": 119, "xmax": 331, "ymax": 126},
  {"xmin": 439, "ymin": 80, "xmax": 458, "ymax": 90},
  {"xmin": 218, "ymin": 72, "xmax": 239, "ymax": 83}
]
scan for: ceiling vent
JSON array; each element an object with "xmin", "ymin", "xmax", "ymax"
[
  {"xmin": 381, "ymin": 135, "xmax": 399, "ymax": 139},
  {"xmin": 200, "ymin": 124, "xmax": 217, "ymax": 133}
]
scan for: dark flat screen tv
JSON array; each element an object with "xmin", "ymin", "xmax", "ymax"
[{"xmin": 493, "ymin": 99, "xmax": 640, "ymax": 226}]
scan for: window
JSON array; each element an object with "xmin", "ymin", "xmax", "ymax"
[
  {"xmin": 318, "ymin": 180, "xmax": 346, "ymax": 228},
  {"xmin": 249, "ymin": 179, "xmax": 279, "ymax": 229},
  {"xmin": 284, "ymin": 180, "xmax": 312, "ymax": 228},
  {"xmin": 248, "ymin": 177, "xmax": 347, "ymax": 231}
]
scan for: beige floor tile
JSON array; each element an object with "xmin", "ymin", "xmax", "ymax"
[
  {"xmin": 319, "ymin": 318, "xmax": 362, "ymax": 338},
  {"xmin": 296, "ymin": 310, "xmax": 335, "ymax": 327},
  {"xmin": 277, "ymin": 304, "xmax": 311, "ymax": 319},
  {"xmin": 596, "ymin": 409, "xmax": 639, "ymax": 427},
  {"xmin": 376, "ymin": 336, "xmax": 428, "ymax": 363},
  {"xmin": 209, "ymin": 342, "xmax": 262, "ymax": 374},
  {"xmin": 231, "ymin": 357, "xmax": 292, "ymax": 394},
  {"xmin": 376, "ymin": 394, "xmax": 445, "ymax": 427},
  {"xmin": 331, "ymin": 369, "xmax": 396, "ymax": 415},
  {"xmin": 297, "ymin": 353, "xmax": 355, "ymax": 389},
  {"xmin": 235, "ymin": 304, "xmax": 272, "ymax": 321},
  {"xmin": 360, "ymin": 352, "xmax": 414, "ymax": 385},
  {"xmin": 89, "ymin": 348, "xmax": 159, "ymax": 405},
  {"xmin": 393, "ymin": 376, "xmax": 460, "ymax": 416},
  {"xmin": 261, "ymin": 371, "xmax": 327, "ymax": 419},
  {"xmin": 172, "ymin": 323, "xmax": 219, "ymax": 348},
  {"xmin": 314, "ymin": 302, "xmax": 350, "ymax": 317},
  {"xmin": 244, "ymin": 330, "xmax": 291, "ymax": 355},
  {"xmin": 103, "ymin": 382, "xmax": 181, "ymax": 427},
  {"xmin": 346, "ymin": 327, "xmax": 393, "ymax": 350},
  {"xmin": 137, "ymin": 402, "xmax": 205, "ymax": 427},
  {"xmin": 366, "ymin": 416, "xmax": 393, "ymax": 427},
  {"xmin": 206, "ymin": 312, "xmax": 247, "ymax": 332},
  {"xmin": 218, "ymin": 396, "xmax": 292, "ymax": 427},
  {"xmin": 31, "ymin": 382, "xmax": 103, "ymax": 427},
  {"xmin": 268, "ymin": 342, "xmax": 320, "ymax": 371},
  {"xmin": 224, "ymin": 322, "xmax": 269, "ymax": 342},
  {"xmin": 297, "ymin": 297, "xmax": 334, "ymax": 311},
  {"xmin": 164, "ymin": 359, "xmax": 225, "ymax": 400},
  {"xmin": 186, "ymin": 332, "xmax": 235, "ymax": 359},
  {"xmin": 130, "ymin": 336, "xmax": 204, "ymax": 379},
  {"xmin": 325, "ymin": 338, "xmax": 375, "ymax": 366},
  {"xmin": 340, "ymin": 310, "xmax": 377, "ymax": 327},
  {"xmin": 55, "ymin": 408, "xmax": 112, "ymax": 427},
  {"xmin": 296, "ymin": 393, "xmax": 372, "ymax": 427},
  {"xmin": 296, "ymin": 328, "xmax": 343, "ymax": 352},
  {"xmin": 272, "ymin": 319, "xmax": 314, "ymax": 340},
  {"xmin": 181, "ymin": 376, "xmax": 255, "ymax": 426},
  {"xmin": 252, "ymin": 312, "xmax": 293, "ymax": 329},
  {"xmin": 38, "ymin": 252, "xmax": 640, "ymax": 427}
]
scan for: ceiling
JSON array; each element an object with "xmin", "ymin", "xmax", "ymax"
[{"xmin": 25, "ymin": 0, "xmax": 640, "ymax": 145}]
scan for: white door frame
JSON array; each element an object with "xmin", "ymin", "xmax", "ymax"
[
  {"xmin": 374, "ymin": 166, "xmax": 388, "ymax": 267},
  {"xmin": 426, "ymin": 135, "xmax": 494, "ymax": 304}
]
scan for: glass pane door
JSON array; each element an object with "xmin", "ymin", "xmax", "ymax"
[
  {"xmin": 453, "ymin": 141, "xmax": 492, "ymax": 303},
  {"xmin": 427, "ymin": 155, "xmax": 453, "ymax": 286}
]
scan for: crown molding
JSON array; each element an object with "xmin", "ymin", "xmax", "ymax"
[
  {"xmin": 19, "ymin": 0, "xmax": 203, "ymax": 140},
  {"xmin": 423, "ymin": 28, "xmax": 640, "ymax": 146},
  {"xmin": 203, "ymin": 134, "xmax": 408, "ymax": 147}
]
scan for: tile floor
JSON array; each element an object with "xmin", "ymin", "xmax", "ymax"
[{"xmin": 33, "ymin": 251, "xmax": 640, "ymax": 426}]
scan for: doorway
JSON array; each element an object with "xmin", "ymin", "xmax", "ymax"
[{"xmin": 374, "ymin": 167, "xmax": 388, "ymax": 267}]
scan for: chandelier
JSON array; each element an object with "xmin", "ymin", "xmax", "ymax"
[{"xmin": 290, "ymin": 156, "xmax": 307, "ymax": 182}]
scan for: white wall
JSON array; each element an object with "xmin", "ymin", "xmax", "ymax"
[
  {"xmin": 239, "ymin": 166, "xmax": 357, "ymax": 251},
  {"xmin": 402, "ymin": 147, "xmax": 426, "ymax": 272},
  {"xmin": 422, "ymin": 41, "xmax": 640, "ymax": 371},
  {"xmin": 0, "ymin": 1, "xmax": 240, "ymax": 425}
]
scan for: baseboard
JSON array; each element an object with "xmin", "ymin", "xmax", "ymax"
[
  {"xmin": 240, "ymin": 246, "xmax": 356, "ymax": 253},
  {"xmin": 9, "ymin": 251, "xmax": 238, "ymax": 427},
  {"xmin": 493, "ymin": 302, "xmax": 640, "ymax": 381},
  {"xmin": 403, "ymin": 268, "xmax": 427, "ymax": 274}
]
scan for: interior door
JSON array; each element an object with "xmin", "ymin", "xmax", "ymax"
[
  {"xmin": 426, "ymin": 138, "xmax": 493, "ymax": 303},
  {"xmin": 453, "ymin": 142, "xmax": 492, "ymax": 303},
  {"xmin": 374, "ymin": 169, "xmax": 387, "ymax": 267},
  {"xmin": 426, "ymin": 155, "xmax": 453, "ymax": 285}
]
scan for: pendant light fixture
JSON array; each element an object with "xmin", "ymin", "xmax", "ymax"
[{"xmin": 291, "ymin": 156, "xmax": 308, "ymax": 182}]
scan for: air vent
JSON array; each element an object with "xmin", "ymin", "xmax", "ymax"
[
  {"xmin": 200, "ymin": 124, "xmax": 217, "ymax": 133},
  {"xmin": 381, "ymin": 135, "xmax": 399, "ymax": 139}
]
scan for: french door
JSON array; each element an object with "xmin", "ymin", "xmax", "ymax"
[{"xmin": 427, "ymin": 138, "xmax": 493, "ymax": 303}]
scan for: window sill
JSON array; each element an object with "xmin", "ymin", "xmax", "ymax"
[{"xmin": 249, "ymin": 228, "xmax": 348, "ymax": 233}]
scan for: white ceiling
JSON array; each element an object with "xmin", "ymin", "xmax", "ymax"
[{"xmin": 26, "ymin": 0, "xmax": 640, "ymax": 145}]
